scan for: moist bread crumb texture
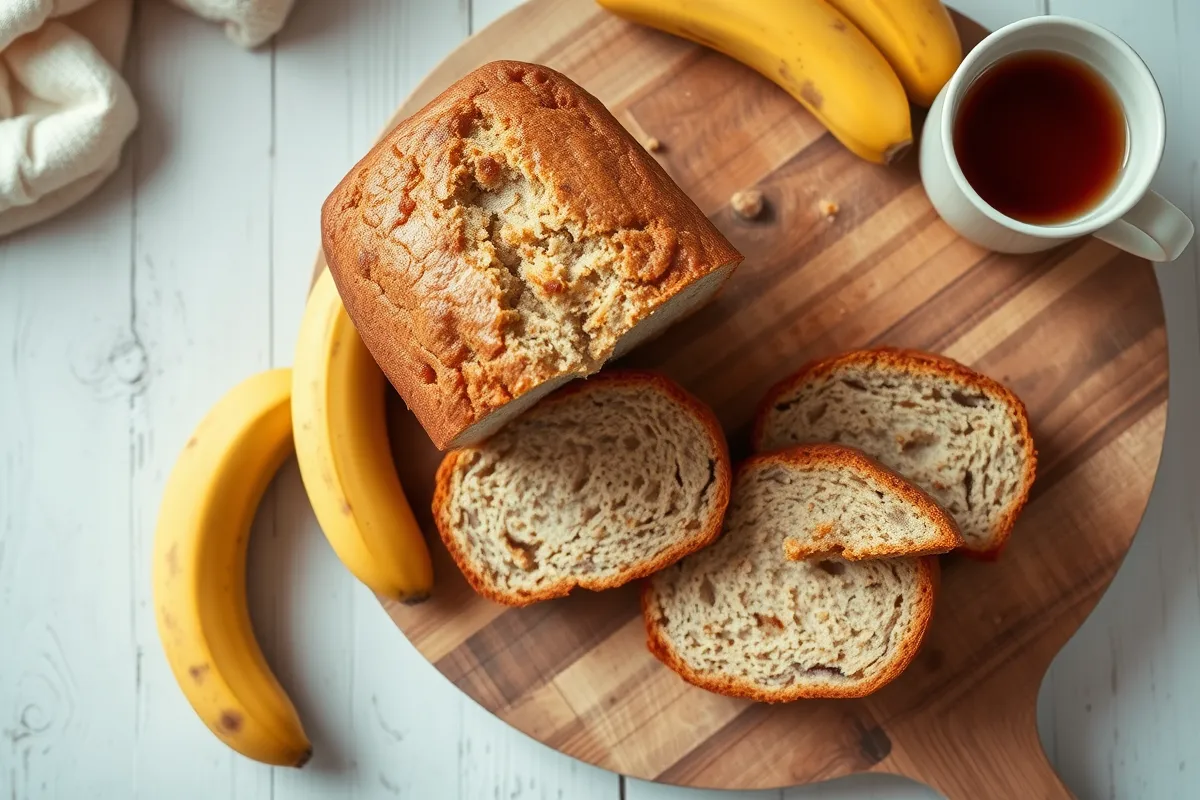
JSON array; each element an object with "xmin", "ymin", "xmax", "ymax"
[
  {"xmin": 644, "ymin": 447, "xmax": 937, "ymax": 701},
  {"xmin": 756, "ymin": 348, "xmax": 1036, "ymax": 556},
  {"xmin": 433, "ymin": 372, "xmax": 731, "ymax": 606},
  {"xmin": 321, "ymin": 60, "xmax": 742, "ymax": 449}
]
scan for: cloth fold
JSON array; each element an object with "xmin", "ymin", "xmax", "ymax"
[
  {"xmin": 0, "ymin": 0, "xmax": 295, "ymax": 239},
  {"xmin": 169, "ymin": 0, "xmax": 295, "ymax": 49}
]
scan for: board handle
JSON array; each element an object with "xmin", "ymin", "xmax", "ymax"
[{"xmin": 910, "ymin": 738, "xmax": 1074, "ymax": 800}]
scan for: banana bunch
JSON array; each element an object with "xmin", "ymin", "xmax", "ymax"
[
  {"xmin": 153, "ymin": 270, "xmax": 432, "ymax": 766},
  {"xmin": 596, "ymin": 0, "xmax": 962, "ymax": 164}
]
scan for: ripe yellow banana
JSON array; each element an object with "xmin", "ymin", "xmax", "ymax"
[
  {"xmin": 596, "ymin": 0, "xmax": 912, "ymax": 164},
  {"xmin": 153, "ymin": 368, "xmax": 311, "ymax": 767},
  {"xmin": 292, "ymin": 268, "xmax": 433, "ymax": 603},
  {"xmin": 826, "ymin": 0, "xmax": 962, "ymax": 107}
]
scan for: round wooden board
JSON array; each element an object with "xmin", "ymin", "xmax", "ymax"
[{"xmin": 311, "ymin": 2, "xmax": 1168, "ymax": 796}]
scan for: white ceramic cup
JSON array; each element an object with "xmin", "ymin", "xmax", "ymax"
[{"xmin": 919, "ymin": 15, "xmax": 1194, "ymax": 261}]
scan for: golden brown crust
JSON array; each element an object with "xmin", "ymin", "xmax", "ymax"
[
  {"xmin": 641, "ymin": 555, "xmax": 940, "ymax": 702},
  {"xmin": 431, "ymin": 370, "xmax": 732, "ymax": 607},
  {"xmin": 322, "ymin": 60, "xmax": 742, "ymax": 450},
  {"xmin": 752, "ymin": 347, "xmax": 1037, "ymax": 558},
  {"xmin": 760, "ymin": 444, "xmax": 963, "ymax": 559}
]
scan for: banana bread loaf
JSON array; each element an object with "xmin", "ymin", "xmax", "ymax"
[{"xmin": 321, "ymin": 60, "xmax": 743, "ymax": 450}]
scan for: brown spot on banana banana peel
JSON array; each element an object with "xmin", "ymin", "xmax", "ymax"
[
  {"xmin": 799, "ymin": 81, "xmax": 824, "ymax": 110},
  {"xmin": 295, "ymin": 747, "xmax": 313, "ymax": 768},
  {"xmin": 219, "ymin": 710, "xmax": 243, "ymax": 733},
  {"xmin": 775, "ymin": 65, "xmax": 910, "ymax": 164},
  {"xmin": 773, "ymin": 67, "xmax": 825, "ymax": 114},
  {"xmin": 831, "ymin": 17, "xmax": 847, "ymax": 31},
  {"xmin": 188, "ymin": 663, "xmax": 209, "ymax": 683},
  {"xmin": 166, "ymin": 542, "xmax": 180, "ymax": 577}
]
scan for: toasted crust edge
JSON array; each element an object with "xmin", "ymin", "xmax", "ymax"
[
  {"xmin": 432, "ymin": 370, "xmax": 732, "ymax": 607},
  {"xmin": 752, "ymin": 346, "xmax": 1038, "ymax": 558},
  {"xmin": 759, "ymin": 444, "xmax": 964, "ymax": 559},
  {"xmin": 642, "ymin": 555, "xmax": 940, "ymax": 701}
]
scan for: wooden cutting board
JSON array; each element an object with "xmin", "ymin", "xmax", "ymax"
[{"xmin": 309, "ymin": 2, "xmax": 1167, "ymax": 796}]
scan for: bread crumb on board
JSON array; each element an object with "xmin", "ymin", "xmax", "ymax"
[
  {"xmin": 730, "ymin": 189, "xmax": 765, "ymax": 220},
  {"xmin": 818, "ymin": 199, "xmax": 839, "ymax": 221},
  {"xmin": 645, "ymin": 136, "xmax": 663, "ymax": 152}
]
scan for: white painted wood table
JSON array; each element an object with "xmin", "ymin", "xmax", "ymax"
[{"xmin": 2, "ymin": 0, "xmax": 1198, "ymax": 797}]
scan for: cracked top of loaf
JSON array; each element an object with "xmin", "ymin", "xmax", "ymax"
[{"xmin": 320, "ymin": 60, "xmax": 741, "ymax": 450}]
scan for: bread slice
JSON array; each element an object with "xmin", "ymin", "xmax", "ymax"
[
  {"xmin": 773, "ymin": 445, "xmax": 962, "ymax": 560},
  {"xmin": 433, "ymin": 371, "xmax": 731, "ymax": 607},
  {"xmin": 754, "ymin": 348, "xmax": 1036, "ymax": 558},
  {"xmin": 321, "ymin": 60, "xmax": 743, "ymax": 450},
  {"xmin": 643, "ymin": 445, "xmax": 943, "ymax": 701}
]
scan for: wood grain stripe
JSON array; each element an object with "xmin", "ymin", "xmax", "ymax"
[
  {"xmin": 874, "ymin": 242, "xmax": 1081, "ymax": 354},
  {"xmin": 582, "ymin": 679, "xmax": 749, "ymax": 779},
  {"xmin": 499, "ymin": 679, "xmax": 583, "ymax": 745},
  {"xmin": 389, "ymin": 588, "xmax": 507, "ymax": 663},
  {"xmin": 942, "ymin": 239, "xmax": 1119, "ymax": 365},
  {"xmin": 635, "ymin": 182, "xmax": 932, "ymax": 387},
  {"xmin": 622, "ymin": 50, "xmax": 830, "ymax": 214},
  {"xmin": 700, "ymin": 149, "xmax": 927, "ymax": 317},
  {"xmin": 553, "ymin": 667, "xmax": 700, "ymax": 758},
  {"xmin": 438, "ymin": 586, "xmax": 639, "ymax": 708},
  {"xmin": 550, "ymin": 616, "xmax": 650, "ymax": 705},
  {"xmin": 698, "ymin": 209, "xmax": 957, "ymax": 417},
  {"xmin": 656, "ymin": 702, "xmax": 884, "ymax": 788},
  {"xmin": 1031, "ymin": 359, "xmax": 1167, "ymax": 501},
  {"xmin": 540, "ymin": 12, "xmax": 698, "ymax": 111}
]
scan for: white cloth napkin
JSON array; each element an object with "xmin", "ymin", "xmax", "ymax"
[{"xmin": 0, "ymin": 0, "xmax": 295, "ymax": 239}]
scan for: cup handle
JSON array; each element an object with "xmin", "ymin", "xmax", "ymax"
[{"xmin": 1093, "ymin": 190, "xmax": 1194, "ymax": 262}]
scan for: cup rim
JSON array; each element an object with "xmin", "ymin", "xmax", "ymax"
[{"xmin": 939, "ymin": 14, "xmax": 1165, "ymax": 238}]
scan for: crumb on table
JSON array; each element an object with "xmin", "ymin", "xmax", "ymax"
[
  {"xmin": 645, "ymin": 136, "xmax": 662, "ymax": 152},
  {"xmin": 730, "ymin": 189, "xmax": 765, "ymax": 220},
  {"xmin": 818, "ymin": 199, "xmax": 839, "ymax": 220}
]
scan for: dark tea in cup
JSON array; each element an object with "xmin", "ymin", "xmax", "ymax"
[{"xmin": 952, "ymin": 51, "xmax": 1126, "ymax": 225}]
